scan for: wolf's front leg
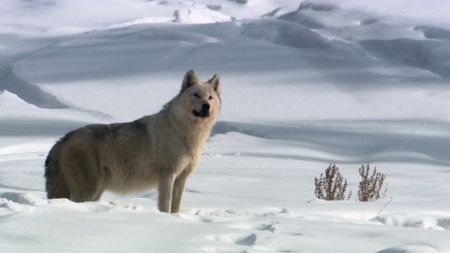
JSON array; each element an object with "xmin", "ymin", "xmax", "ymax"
[
  {"xmin": 171, "ymin": 169, "xmax": 192, "ymax": 213},
  {"xmin": 158, "ymin": 172, "xmax": 176, "ymax": 213}
]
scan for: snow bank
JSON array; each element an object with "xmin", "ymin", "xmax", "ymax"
[
  {"xmin": 173, "ymin": 7, "xmax": 232, "ymax": 24},
  {"xmin": 373, "ymin": 212, "xmax": 450, "ymax": 231},
  {"xmin": 0, "ymin": 66, "xmax": 67, "ymax": 108},
  {"xmin": 242, "ymin": 19, "xmax": 329, "ymax": 48},
  {"xmin": 360, "ymin": 39, "xmax": 450, "ymax": 79},
  {"xmin": 314, "ymin": 0, "xmax": 450, "ymax": 26}
]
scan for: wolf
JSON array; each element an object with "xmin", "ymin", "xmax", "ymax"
[{"xmin": 44, "ymin": 70, "xmax": 221, "ymax": 213}]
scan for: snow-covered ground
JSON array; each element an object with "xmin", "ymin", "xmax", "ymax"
[{"xmin": 1, "ymin": 0, "xmax": 450, "ymax": 252}]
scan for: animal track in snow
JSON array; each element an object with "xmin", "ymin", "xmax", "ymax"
[
  {"xmin": 204, "ymin": 233, "xmax": 260, "ymax": 253},
  {"xmin": 0, "ymin": 192, "xmax": 44, "ymax": 205},
  {"xmin": 178, "ymin": 208, "xmax": 302, "ymax": 253},
  {"xmin": 181, "ymin": 208, "xmax": 294, "ymax": 223},
  {"xmin": 228, "ymin": 221, "xmax": 277, "ymax": 233},
  {"xmin": 0, "ymin": 192, "xmax": 47, "ymax": 213},
  {"xmin": 109, "ymin": 201, "xmax": 144, "ymax": 211}
]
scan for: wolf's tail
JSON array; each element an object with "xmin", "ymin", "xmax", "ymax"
[{"xmin": 44, "ymin": 136, "xmax": 70, "ymax": 199}]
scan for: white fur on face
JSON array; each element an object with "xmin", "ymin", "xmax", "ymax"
[{"xmin": 180, "ymin": 82, "xmax": 221, "ymax": 123}]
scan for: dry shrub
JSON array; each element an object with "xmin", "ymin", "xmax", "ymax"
[
  {"xmin": 315, "ymin": 164, "xmax": 352, "ymax": 200},
  {"xmin": 358, "ymin": 164, "xmax": 387, "ymax": 201}
]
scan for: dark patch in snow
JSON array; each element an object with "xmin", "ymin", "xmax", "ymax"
[
  {"xmin": 186, "ymin": 189, "xmax": 201, "ymax": 194},
  {"xmin": 19, "ymin": 0, "xmax": 57, "ymax": 11},
  {"xmin": 375, "ymin": 247, "xmax": 408, "ymax": 253},
  {"xmin": 235, "ymin": 233, "xmax": 257, "ymax": 246},
  {"xmin": 0, "ymin": 192, "xmax": 38, "ymax": 205},
  {"xmin": 229, "ymin": 0, "xmax": 248, "ymax": 5},
  {"xmin": 262, "ymin": 8, "xmax": 286, "ymax": 18},
  {"xmin": 360, "ymin": 18, "xmax": 379, "ymax": 26},
  {"xmin": 297, "ymin": 2, "xmax": 338, "ymax": 12},
  {"xmin": 206, "ymin": 5, "xmax": 222, "ymax": 11},
  {"xmin": 258, "ymin": 223, "xmax": 276, "ymax": 233},
  {"xmin": 212, "ymin": 122, "xmax": 255, "ymax": 137}
]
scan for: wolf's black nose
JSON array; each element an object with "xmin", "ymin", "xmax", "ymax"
[{"xmin": 202, "ymin": 103, "xmax": 210, "ymax": 111}]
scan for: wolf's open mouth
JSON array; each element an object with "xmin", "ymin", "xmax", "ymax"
[{"xmin": 193, "ymin": 110, "xmax": 210, "ymax": 118}]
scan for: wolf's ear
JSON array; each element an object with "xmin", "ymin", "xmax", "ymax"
[
  {"xmin": 208, "ymin": 74, "xmax": 220, "ymax": 96},
  {"xmin": 181, "ymin": 70, "xmax": 199, "ymax": 92}
]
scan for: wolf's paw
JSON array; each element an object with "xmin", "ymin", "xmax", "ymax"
[{"xmin": 180, "ymin": 208, "xmax": 300, "ymax": 253}]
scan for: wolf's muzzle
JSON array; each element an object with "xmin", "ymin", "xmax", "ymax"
[{"xmin": 193, "ymin": 103, "xmax": 210, "ymax": 118}]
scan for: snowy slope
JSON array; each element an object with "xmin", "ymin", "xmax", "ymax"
[{"xmin": 1, "ymin": 1, "xmax": 450, "ymax": 252}]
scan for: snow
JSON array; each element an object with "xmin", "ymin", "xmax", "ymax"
[{"xmin": 1, "ymin": 0, "xmax": 450, "ymax": 252}]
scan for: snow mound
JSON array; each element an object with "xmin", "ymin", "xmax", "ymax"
[
  {"xmin": 262, "ymin": 7, "xmax": 293, "ymax": 18},
  {"xmin": 0, "ymin": 192, "xmax": 46, "ymax": 213},
  {"xmin": 0, "ymin": 192, "xmax": 46, "ymax": 206},
  {"xmin": 373, "ymin": 213, "xmax": 450, "ymax": 231},
  {"xmin": 376, "ymin": 245, "xmax": 440, "ymax": 253},
  {"xmin": 360, "ymin": 39, "xmax": 450, "ymax": 79},
  {"xmin": 0, "ymin": 91, "xmax": 39, "ymax": 112},
  {"xmin": 107, "ymin": 17, "xmax": 173, "ymax": 29},
  {"xmin": 180, "ymin": 208, "xmax": 294, "ymax": 223},
  {"xmin": 0, "ymin": 91, "xmax": 100, "ymax": 136},
  {"xmin": 414, "ymin": 25, "xmax": 450, "ymax": 40},
  {"xmin": 0, "ymin": 66, "xmax": 67, "ymax": 109},
  {"xmin": 211, "ymin": 121, "xmax": 450, "ymax": 166},
  {"xmin": 173, "ymin": 8, "xmax": 232, "ymax": 24},
  {"xmin": 277, "ymin": 9, "xmax": 325, "ymax": 29},
  {"xmin": 46, "ymin": 199, "xmax": 145, "ymax": 213},
  {"xmin": 0, "ymin": 192, "xmax": 145, "ymax": 213},
  {"xmin": 242, "ymin": 19, "xmax": 328, "ymax": 49}
]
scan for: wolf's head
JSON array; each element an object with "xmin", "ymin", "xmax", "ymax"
[{"xmin": 169, "ymin": 70, "xmax": 221, "ymax": 128}]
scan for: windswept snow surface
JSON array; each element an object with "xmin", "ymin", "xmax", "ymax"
[{"xmin": 1, "ymin": 1, "xmax": 450, "ymax": 252}]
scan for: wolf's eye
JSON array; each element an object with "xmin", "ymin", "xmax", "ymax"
[
  {"xmin": 208, "ymin": 95, "xmax": 213, "ymax": 100},
  {"xmin": 193, "ymin": 93, "xmax": 201, "ymax": 98}
]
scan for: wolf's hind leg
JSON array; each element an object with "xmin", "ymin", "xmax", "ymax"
[
  {"xmin": 69, "ymin": 180, "xmax": 104, "ymax": 202},
  {"xmin": 46, "ymin": 174, "xmax": 71, "ymax": 199},
  {"xmin": 63, "ymin": 149, "xmax": 104, "ymax": 202},
  {"xmin": 69, "ymin": 171, "xmax": 106, "ymax": 202}
]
